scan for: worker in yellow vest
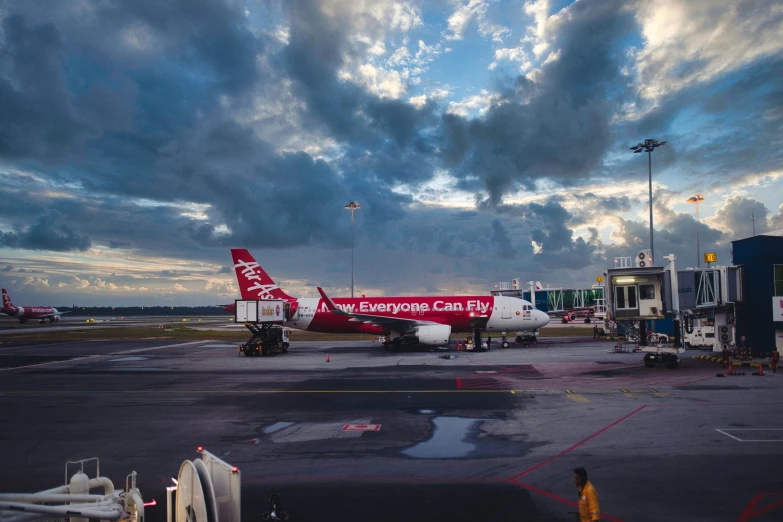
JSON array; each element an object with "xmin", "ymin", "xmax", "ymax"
[{"xmin": 573, "ymin": 467, "xmax": 600, "ymax": 522}]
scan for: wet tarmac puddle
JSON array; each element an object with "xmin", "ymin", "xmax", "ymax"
[{"xmin": 403, "ymin": 416, "xmax": 522, "ymax": 459}]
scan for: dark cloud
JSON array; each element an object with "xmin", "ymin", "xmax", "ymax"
[
  {"xmin": 441, "ymin": 0, "xmax": 638, "ymax": 203},
  {"xmin": 109, "ymin": 240, "xmax": 132, "ymax": 249},
  {"xmin": 624, "ymin": 56, "xmax": 783, "ymax": 184},
  {"xmin": 2, "ymin": 265, "xmax": 14, "ymax": 271},
  {"xmin": 0, "ymin": 211, "xmax": 91, "ymax": 252},
  {"xmin": 490, "ymin": 219, "xmax": 516, "ymax": 258},
  {"xmin": 0, "ymin": 15, "xmax": 84, "ymax": 160},
  {"xmin": 710, "ymin": 196, "xmax": 771, "ymax": 240}
]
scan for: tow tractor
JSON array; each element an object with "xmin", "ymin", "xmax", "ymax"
[
  {"xmin": 499, "ymin": 330, "xmax": 539, "ymax": 348},
  {"xmin": 235, "ymin": 299, "xmax": 291, "ymax": 358}
]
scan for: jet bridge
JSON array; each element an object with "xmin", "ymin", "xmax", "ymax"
[
  {"xmin": 605, "ymin": 251, "xmax": 743, "ymax": 367},
  {"xmin": 664, "ymin": 261, "xmax": 742, "ymax": 353}
]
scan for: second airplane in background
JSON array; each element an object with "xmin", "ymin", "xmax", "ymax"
[{"xmin": 230, "ymin": 249, "xmax": 549, "ymax": 350}]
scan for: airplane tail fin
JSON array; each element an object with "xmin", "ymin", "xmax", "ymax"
[
  {"xmin": 230, "ymin": 249, "xmax": 295, "ymax": 301},
  {"xmin": 1, "ymin": 289, "xmax": 12, "ymax": 309}
]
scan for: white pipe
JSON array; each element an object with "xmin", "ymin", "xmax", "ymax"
[
  {"xmin": 38, "ymin": 485, "xmax": 69, "ymax": 495},
  {"xmin": 0, "ymin": 512, "xmax": 47, "ymax": 522},
  {"xmin": 0, "ymin": 502, "xmax": 124, "ymax": 520},
  {"xmin": 87, "ymin": 477, "xmax": 115, "ymax": 496},
  {"xmin": 130, "ymin": 491, "xmax": 144, "ymax": 521},
  {"xmin": 0, "ymin": 494, "xmax": 112, "ymax": 503}
]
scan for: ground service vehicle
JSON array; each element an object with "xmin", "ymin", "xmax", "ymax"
[
  {"xmin": 240, "ymin": 325, "xmax": 289, "ymax": 357},
  {"xmin": 561, "ymin": 307, "xmax": 595, "ymax": 323},
  {"xmin": 235, "ymin": 299, "xmax": 291, "ymax": 357}
]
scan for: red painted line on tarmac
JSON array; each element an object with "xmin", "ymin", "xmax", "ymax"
[
  {"xmin": 737, "ymin": 493, "xmax": 783, "ymax": 522},
  {"xmin": 511, "ymin": 480, "xmax": 623, "ymax": 522},
  {"xmin": 508, "ymin": 405, "xmax": 648, "ymax": 482},
  {"xmin": 455, "ymin": 377, "xmax": 462, "ymax": 389}
]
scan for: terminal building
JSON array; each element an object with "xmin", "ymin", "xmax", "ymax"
[{"xmin": 731, "ymin": 232, "xmax": 783, "ymax": 353}]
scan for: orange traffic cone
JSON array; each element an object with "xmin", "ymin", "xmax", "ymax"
[
  {"xmin": 326, "ymin": 353, "xmax": 330, "ymax": 362},
  {"xmin": 728, "ymin": 362, "xmax": 733, "ymax": 375},
  {"xmin": 758, "ymin": 363, "xmax": 764, "ymax": 376}
]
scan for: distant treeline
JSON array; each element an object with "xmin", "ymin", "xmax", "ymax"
[{"xmin": 60, "ymin": 306, "xmax": 230, "ymax": 316}]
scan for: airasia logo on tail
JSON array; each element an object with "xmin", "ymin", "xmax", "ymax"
[{"xmin": 233, "ymin": 259, "xmax": 279, "ymax": 299}]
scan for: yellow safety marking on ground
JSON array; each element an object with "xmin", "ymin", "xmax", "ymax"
[
  {"xmin": 565, "ymin": 389, "xmax": 589, "ymax": 402},
  {"xmin": 620, "ymin": 389, "xmax": 641, "ymax": 398},
  {"xmin": 648, "ymin": 388, "xmax": 672, "ymax": 397}
]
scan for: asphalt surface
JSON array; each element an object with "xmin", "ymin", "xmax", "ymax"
[{"xmin": 0, "ymin": 338, "xmax": 782, "ymax": 521}]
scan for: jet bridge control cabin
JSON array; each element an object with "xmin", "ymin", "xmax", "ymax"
[{"xmin": 605, "ymin": 266, "xmax": 667, "ymax": 322}]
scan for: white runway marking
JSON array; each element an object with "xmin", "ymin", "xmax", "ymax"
[
  {"xmin": 715, "ymin": 428, "xmax": 783, "ymax": 442},
  {"xmin": 0, "ymin": 340, "xmax": 211, "ymax": 372}
]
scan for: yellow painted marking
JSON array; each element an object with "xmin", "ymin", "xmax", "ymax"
[
  {"xmin": 565, "ymin": 390, "xmax": 588, "ymax": 403},
  {"xmin": 622, "ymin": 390, "xmax": 641, "ymax": 398}
]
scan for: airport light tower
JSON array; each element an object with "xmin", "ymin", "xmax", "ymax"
[
  {"xmin": 345, "ymin": 201, "xmax": 360, "ymax": 298},
  {"xmin": 630, "ymin": 138, "xmax": 667, "ymax": 264},
  {"xmin": 686, "ymin": 194, "xmax": 705, "ymax": 267}
]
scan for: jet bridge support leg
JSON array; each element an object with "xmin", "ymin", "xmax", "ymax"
[{"xmin": 473, "ymin": 328, "xmax": 486, "ymax": 352}]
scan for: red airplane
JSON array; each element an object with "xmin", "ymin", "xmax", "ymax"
[
  {"xmin": 1, "ymin": 289, "xmax": 70, "ymax": 324},
  {"xmin": 229, "ymin": 249, "xmax": 549, "ymax": 349}
]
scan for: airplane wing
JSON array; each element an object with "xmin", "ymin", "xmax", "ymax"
[{"xmin": 317, "ymin": 287, "xmax": 439, "ymax": 333}]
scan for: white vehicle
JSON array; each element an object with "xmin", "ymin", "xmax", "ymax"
[{"xmin": 683, "ymin": 325, "xmax": 715, "ymax": 348}]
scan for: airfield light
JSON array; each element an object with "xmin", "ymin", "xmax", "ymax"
[
  {"xmin": 629, "ymin": 139, "xmax": 667, "ymax": 264},
  {"xmin": 686, "ymin": 195, "xmax": 705, "ymax": 267}
]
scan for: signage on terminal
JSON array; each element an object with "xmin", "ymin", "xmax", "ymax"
[
  {"xmin": 704, "ymin": 252, "xmax": 717, "ymax": 264},
  {"xmin": 774, "ymin": 298, "xmax": 783, "ymax": 321}
]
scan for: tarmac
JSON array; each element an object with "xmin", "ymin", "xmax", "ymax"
[{"xmin": 1, "ymin": 336, "xmax": 782, "ymax": 521}]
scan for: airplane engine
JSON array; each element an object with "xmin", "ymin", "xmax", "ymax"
[
  {"xmin": 52, "ymin": 316, "xmax": 60, "ymax": 322},
  {"xmin": 407, "ymin": 324, "xmax": 451, "ymax": 346}
]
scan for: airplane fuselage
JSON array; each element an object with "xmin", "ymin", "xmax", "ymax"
[
  {"xmin": 286, "ymin": 295, "xmax": 548, "ymax": 335},
  {"xmin": 1, "ymin": 305, "xmax": 63, "ymax": 323}
]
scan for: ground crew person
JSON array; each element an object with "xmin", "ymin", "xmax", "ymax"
[
  {"xmin": 770, "ymin": 349, "xmax": 780, "ymax": 373},
  {"xmin": 573, "ymin": 467, "xmax": 600, "ymax": 521}
]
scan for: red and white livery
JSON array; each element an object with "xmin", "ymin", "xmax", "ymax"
[
  {"xmin": 1, "ymin": 289, "xmax": 70, "ymax": 324},
  {"xmin": 229, "ymin": 249, "xmax": 549, "ymax": 348}
]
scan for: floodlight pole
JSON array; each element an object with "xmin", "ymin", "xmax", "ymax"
[
  {"xmin": 648, "ymin": 149, "xmax": 653, "ymax": 263},
  {"xmin": 630, "ymin": 139, "xmax": 667, "ymax": 265},
  {"xmin": 687, "ymin": 195, "xmax": 704, "ymax": 268},
  {"xmin": 345, "ymin": 201, "xmax": 360, "ymax": 298}
]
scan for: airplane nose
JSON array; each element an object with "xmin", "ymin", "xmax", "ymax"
[{"xmin": 536, "ymin": 311, "xmax": 550, "ymax": 326}]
